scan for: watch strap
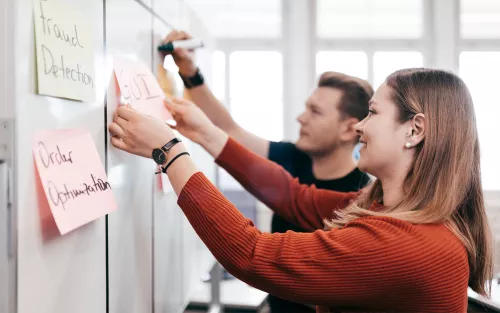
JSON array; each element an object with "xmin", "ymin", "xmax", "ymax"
[
  {"xmin": 161, "ymin": 137, "xmax": 182, "ymax": 153},
  {"xmin": 179, "ymin": 69, "xmax": 204, "ymax": 89}
]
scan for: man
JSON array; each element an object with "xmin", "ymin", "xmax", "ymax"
[{"xmin": 162, "ymin": 30, "xmax": 373, "ymax": 312}]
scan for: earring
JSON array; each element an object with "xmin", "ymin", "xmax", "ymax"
[{"xmin": 405, "ymin": 130, "xmax": 413, "ymax": 149}]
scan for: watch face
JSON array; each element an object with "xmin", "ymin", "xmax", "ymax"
[{"xmin": 152, "ymin": 149, "xmax": 166, "ymax": 165}]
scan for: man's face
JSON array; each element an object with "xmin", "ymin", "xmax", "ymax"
[{"xmin": 296, "ymin": 87, "xmax": 348, "ymax": 156}]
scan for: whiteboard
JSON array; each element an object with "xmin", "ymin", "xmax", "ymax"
[
  {"xmin": 105, "ymin": 1, "xmax": 155, "ymax": 312},
  {"xmin": 151, "ymin": 4, "xmax": 216, "ymax": 310},
  {"xmin": 13, "ymin": 0, "xmax": 107, "ymax": 312},
  {"xmin": 1, "ymin": 0, "xmax": 215, "ymax": 312},
  {"xmin": 150, "ymin": 17, "xmax": 186, "ymax": 313},
  {"xmin": 0, "ymin": 0, "xmax": 15, "ymax": 312}
]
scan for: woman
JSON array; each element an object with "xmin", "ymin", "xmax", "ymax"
[{"xmin": 109, "ymin": 68, "xmax": 493, "ymax": 312}]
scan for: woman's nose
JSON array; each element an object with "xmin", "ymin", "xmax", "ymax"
[{"xmin": 354, "ymin": 119, "xmax": 365, "ymax": 136}]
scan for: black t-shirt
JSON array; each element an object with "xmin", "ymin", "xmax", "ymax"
[
  {"xmin": 267, "ymin": 141, "xmax": 370, "ymax": 312},
  {"xmin": 268, "ymin": 141, "xmax": 370, "ymax": 234}
]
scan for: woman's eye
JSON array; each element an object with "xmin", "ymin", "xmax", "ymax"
[{"xmin": 368, "ymin": 109, "xmax": 375, "ymax": 116}]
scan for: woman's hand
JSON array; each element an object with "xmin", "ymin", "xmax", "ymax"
[
  {"xmin": 108, "ymin": 105, "xmax": 176, "ymax": 159},
  {"xmin": 165, "ymin": 97, "xmax": 217, "ymax": 144},
  {"xmin": 166, "ymin": 97, "xmax": 229, "ymax": 159}
]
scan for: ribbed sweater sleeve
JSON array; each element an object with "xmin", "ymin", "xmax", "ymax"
[{"xmin": 215, "ymin": 137, "xmax": 358, "ymax": 231}]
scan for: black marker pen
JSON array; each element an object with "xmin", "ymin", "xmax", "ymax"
[{"xmin": 157, "ymin": 38, "xmax": 204, "ymax": 52}]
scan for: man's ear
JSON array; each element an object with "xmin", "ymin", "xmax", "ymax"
[{"xmin": 340, "ymin": 117, "xmax": 360, "ymax": 143}]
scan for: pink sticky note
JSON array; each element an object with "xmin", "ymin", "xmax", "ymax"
[
  {"xmin": 33, "ymin": 129, "xmax": 117, "ymax": 235},
  {"xmin": 113, "ymin": 56, "xmax": 173, "ymax": 121}
]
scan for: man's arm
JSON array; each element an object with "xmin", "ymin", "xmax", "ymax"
[{"xmin": 162, "ymin": 30, "xmax": 270, "ymax": 157}]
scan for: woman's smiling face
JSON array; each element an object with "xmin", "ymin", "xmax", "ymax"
[{"xmin": 355, "ymin": 83, "xmax": 414, "ymax": 178}]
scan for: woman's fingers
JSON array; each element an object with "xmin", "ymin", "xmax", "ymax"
[
  {"xmin": 112, "ymin": 112, "xmax": 128, "ymax": 128},
  {"xmin": 108, "ymin": 122, "xmax": 124, "ymax": 137},
  {"xmin": 116, "ymin": 105, "xmax": 138, "ymax": 121},
  {"xmin": 110, "ymin": 136, "xmax": 129, "ymax": 152},
  {"xmin": 164, "ymin": 98, "xmax": 183, "ymax": 116},
  {"xmin": 171, "ymin": 96, "xmax": 191, "ymax": 106}
]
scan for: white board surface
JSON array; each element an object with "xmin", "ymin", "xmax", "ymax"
[
  {"xmin": 15, "ymin": 0, "xmax": 107, "ymax": 312},
  {"xmin": 1, "ymin": 0, "xmax": 215, "ymax": 313}
]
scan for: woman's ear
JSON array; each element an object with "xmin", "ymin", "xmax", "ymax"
[{"xmin": 410, "ymin": 113, "xmax": 425, "ymax": 146}]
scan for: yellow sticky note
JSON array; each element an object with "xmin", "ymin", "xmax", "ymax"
[
  {"xmin": 33, "ymin": 129, "xmax": 117, "ymax": 235},
  {"xmin": 33, "ymin": 0, "xmax": 96, "ymax": 101},
  {"xmin": 157, "ymin": 63, "xmax": 174, "ymax": 98}
]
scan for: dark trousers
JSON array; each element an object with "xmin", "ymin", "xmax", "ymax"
[
  {"xmin": 266, "ymin": 298, "xmax": 498, "ymax": 313},
  {"xmin": 268, "ymin": 296, "xmax": 315, "ymax": 313}
]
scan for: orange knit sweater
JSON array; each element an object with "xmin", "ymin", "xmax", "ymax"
[{"xmin": 177, "ymin": 138, "xmax": 470, "ymax": 312}]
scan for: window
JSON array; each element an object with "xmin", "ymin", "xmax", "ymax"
[
  {"xmin": 373, "ymin": 51, "xmax": 423, "ymax": 88},
  {"xmin": 316, "ymin": 51, "xmax": 368, "ymax": 80},
  {"xmin": 316, "ymin": 0, "xmax": 422, "ymax": 39},
  {"xmin": 185, "ymin": 0, "xmax": 281, "ymax": 38},
  {"xmin": 461, "ymin": 0, "xmax": 500, "ymax": 39},
  {"xmin": 229, "ymin": 51, "xmax": 283, "ymax": 141},
  {"xmin": 459, "ymin": 52, "xmax": 500, "ymax": 191},
  {"xmin": 213, "ymin": 51, "xmax": 283, "ymax": 190},
  {"xmin": 211, "ymin": 50, "xmax": 225, "ymax": 101}
]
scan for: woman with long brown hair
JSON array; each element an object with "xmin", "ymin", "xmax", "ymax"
[{"xmin": 109, "ymin": 68, "xmax": 493, "ymax": 312}]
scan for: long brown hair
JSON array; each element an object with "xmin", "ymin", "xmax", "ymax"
[{"xmin": 325, "ymin": 68, "xmax": 494, "ymax": 296}]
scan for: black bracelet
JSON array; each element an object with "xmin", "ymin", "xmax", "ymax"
[{"xmin": 155, "ymin": 152, "xmax": 190, "ymax": 174}]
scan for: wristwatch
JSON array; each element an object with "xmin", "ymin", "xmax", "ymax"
[
  {"xmin": 179, "ymin": 68, "xmax": 204, "ymax": 89},
  {"xmin": 152, "ymin": 137, "xmax": 182, "ymax": 166}
]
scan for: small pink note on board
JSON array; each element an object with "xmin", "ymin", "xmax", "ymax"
[
  {"xmin": 33, "ymin": 129, "xmax": 117, "ymax": 235},
  {"xmin": 113, "ymin": 56, "xmax": 173, "ymax": 121}
]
